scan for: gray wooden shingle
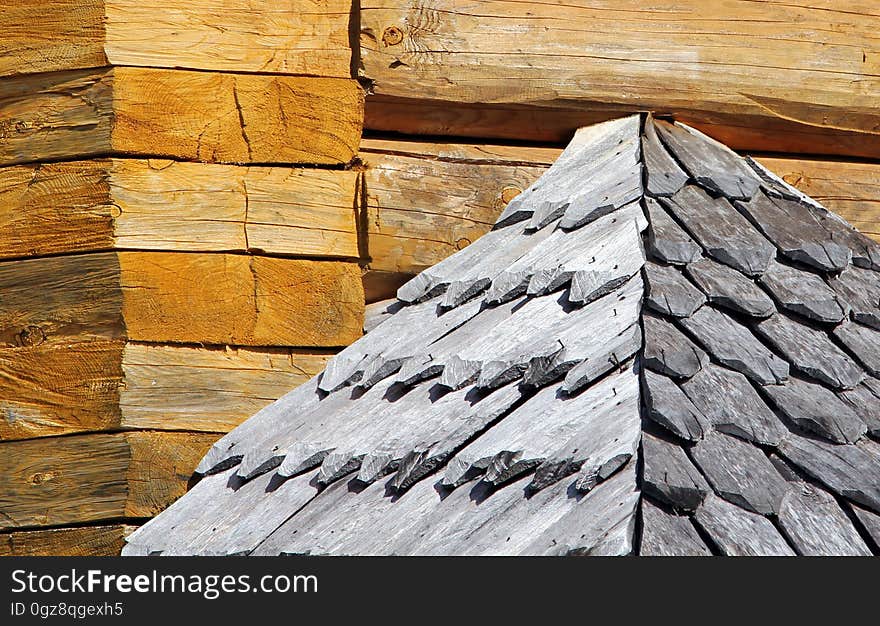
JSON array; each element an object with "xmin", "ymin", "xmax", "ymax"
[
  {"xmin": 639, "ymin": 500, "xmax": 711, "ymax": 556},
  {"xmin": 643, "ymin": 312, "xmax": 708, "ymax": 379},
  {"xmin": 641, "ymin": 431, "xmax": 709, "ymax": 511},
  {"xmin": 778, "ymin": 483, "xmax": 872, "ymax": 556},
  {"xmin": 685, "ymin": 256, "xmax": 775, "ymax": 318},
  {"xmin": 759, "ymin": 259, "xmax": 848, "ymax": 323},
  {"xmin": 680, "ymin": 364, "xmax": 786, "ymax": 446},
  {"xmin": 661, "ymin": 185, "xmax": 775, "ymax": 276},
  {"xmin": 644, "ymin": 261, "xmax": 705, "ymax": 318},
  {"xmin": 804, "ymin": 204, "xmax": 880, "ymax": 272},
  {"xmin": 654, "ymin": 120, "xmax": 761, "ymax": 200},
  {"xmin": 733, "ymin": 192, "xmax": 851, "ymax": 272},
  {"xmin": 833, "ymin": 320, "xmax": 880, "ymax": 377},
  {"xmin": 755, "ymin": 313, "xmax": 864, "ymax": 390},
  {"xmin": 642, "ymin": 369, "xmax": 707, "ymax": 441},
  {"xmin": 763, "ymin": 376, "xmax": 866, "ymax": 444},
  {"xmin": 829, "ymin": 264, "xmax": 880, "ymax": 330},
  {"xmin": 690, "ymin": 431, "xmax": 788, "ymax": 516},
  {"xmin": 644, "ymin": 197, "xmax": 702, "ymax": 265},
  {"xmin": 838, "ymin": 378, "xmax": 880, "ymax": 437},
  {"xmin": 694, "ymin": 494, "xmax": 796, "ymax": 556},
  {"xmin": 679, "ymin": 306, "xmax": 789, "ymax": 385},
  {"xmin": 642, "ymin": 117, "xmax": 689, "ymax": 197}
]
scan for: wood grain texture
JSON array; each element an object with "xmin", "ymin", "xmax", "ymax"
[
  {"xmin": 0, "ymin": 431, "xmax": 216, "ymax": 529},
  {"xmin": 0, "ymin": 251, "xmax": 363, "ymax": 349},
  {"xmin": 0, "ymin": 340, "xmax": 330, "ymax": 441},
  {"xmin": 1, "ymin": 0, "xmax": 351, "ymax": 78},
  {"xmin": 0, "ymin": 67, "xmax": 363, "ymax": 166},
  {"xmin": 0, "ymin": 524, "xmax": 137, "ymax": 556},
  {"xmin": 0, "ymin": 159, "xmax": 359, "ymax": 259},
  {"xmin": 360, "ymin": 0, "xmax": 880, "ymax": 157}
]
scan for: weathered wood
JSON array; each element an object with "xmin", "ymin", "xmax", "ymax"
[
  {"xmin": 694, "ymin": 494, "xmax": 796, "ymax": 556},
  {"xmin": 755, "ymin": 314, "xmax": 864, "ymax": 390},
  {"xmin": 685, "ymin": 257, "xmax": 775, "ymax": 318},
  {"xmin": 654, "ymin": 121, "xmax": 760, "ymax": 200},
  {"xmin": 679, "ymin": 306, "xmax": 789, "ymax": 385},
  {"xmin": 833, "ymin": 321, "xmax": 880, "ymax": 377},
  {"xmin": 641, "ymin": 432, "xmax": 709, "ymax": 512},
  {"xmin": 360, "ymin": 0, "xmax": 880, "ymax": 158},
  {"xmin": 494, "ymin": 116, "xmax": 640, "ymax": 228},
  {"xmin": 560, "ymin": 325, "xmax": 641, "ymax": 396},
  {"xmin": 680, "ymin": 364, "xmax": 786, "ymax": 447},
  {"xmin": 778, "ymin": 435, "xmax": 880, "ymax": 513},
  {"xmin": 759, "ymin": 260, "xmax": 848, "ymax": 323},
  {"xmin": 0, "ymin": 431, "xmax": 216, "ymax": 529},
  {"xmin": 734, "ymin": 192, "xmax": 851, "ymax": 272},
  {"xmin": 644, "ymin": 261, "xmax": 705, "ymax": 319},
  {"xmin": 644, "ymin": 198, "xmax": 702, "ymax": 265},
  {"xmin": 0, "ymin": 524, "xmax": 137, "ymax": 556},
  {"xmin": 642, "ymin": 119, "xmax": 689, "ymax": 198},
  {"xmin": 642, "ymin": 313, "xmax": 708, "ymax": 379},
  {"xmin": 838, "ymin": 379, "xmax": 880, "ymax": 437},
  {"xmin": 1, "ymin": 0, "xmax": 351, "ymax": 78},
  {"xmin": 755, "ymin": 157, "xmax": 880, "ymax": 246},
  {"xmin": 642, "ymin": 369, "xmax": 706, "ymax": 442},
  {"xmin": 0, "ymin": 67, "xmax": 362, "ymax": 166},
  {"xmin": 778, "ymin": 483, "xmax": 872, "ymax": 556},
  {"xmin": 363, "ymin": 298, "xmax": 400, "ymax": 333},
  {"xmin": 639, "ymin": 500, "xmax": 711, "ymax": 557},
  {"xmin": 763, "ymin": 377, "xmax": 866, "ymax": 445},
  {"xmin": 691, "ymin": 431, "xmax": 788, "ymax": 516},
  {"xmin": 661, "ymin": 185, "xmax": 774, "ymax": 276},
  {"xmin": 0, "ymin": 252, "xmax": 363, "ymax": 349},
  {"xmin": 0, "ymin": 340, "xmax": 328, "ymax": 441},
  {"xmin": 0, "ymin": 159, "xmax": 360, "ymax": 258},
  {"xmin": 829, "ymin": 265, "xmax": 880, "ymax": 330},
  {"xmin": 847, "ymin": 502, "xmax": 880, "ymax": 549}
]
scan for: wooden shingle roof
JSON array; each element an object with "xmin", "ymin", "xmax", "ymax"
[{"xmin": 124, "ymin": 114, "xmax": 880, "ymax": 556}]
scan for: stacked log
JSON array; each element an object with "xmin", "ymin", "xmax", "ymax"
[{"xmin": 0, "ymin": 0, "xmax": 364, "ymax": 554}]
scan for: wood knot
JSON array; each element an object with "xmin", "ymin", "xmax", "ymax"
[
  {"xmin": 29, "ymin": 471, "xmax": 60, "ymax": 485},
  {"xmin": 18, "ymin": 325, "xmax": 46, "ymax": 347},
  {"xmin": 500, "ymin": 186, "xmax": 522, "ymax": 206},
  {"xmin": 455, "ymin": 237, "xmax": 471, "ymax": 250},
  {"xmin": 382, "ymin": 26, "xmax": 404, "ymax": 46}
]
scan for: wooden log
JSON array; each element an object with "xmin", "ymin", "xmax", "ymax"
[
  {"xmin": 0, "ymin": 524, "xmax": 138, "ymax": 556},
  {"xmin": 360, "ymin": 0, "xmax": 880, "ymax": 158},
  {"xmin": 0, "ymin": 431, "xmax": 216, "ymax": 529},
  {"xmin": 0, "ymin": 67, "xmax": 362, "ymax": 166},
  {"xmin": 0, "ymin": 251, "xmax": 364, "ymax": 349},
  {"xmin": 1, "ymin": 0, "xmax": 351, "ymax": 78},
  {"xmin": 0, "ymin": 159, "xmax": 359, "ymax": 259}
]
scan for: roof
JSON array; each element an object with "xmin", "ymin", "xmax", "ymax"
[{"xmin": 123, "ymin": 114, "xmax": 880, "ymax": 556}]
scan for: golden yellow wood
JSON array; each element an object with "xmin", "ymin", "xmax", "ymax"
[
  {"xmin": 1, "ymin": 0, "xmax": 351, "ymax": 78},
  {"xmin": 360, "ymin": 0, "xmax": 880, "ymax": 157},
  {"xmin": 0, "ymin": 67, "xmax": 363, "ymax": 166},
  {"xmin": 0, "ymin": 524, "xmax": 138, "ymax": 556}
]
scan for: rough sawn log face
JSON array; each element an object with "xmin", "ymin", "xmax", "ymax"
[{"xmin": 122, "ymin": 115, "xmax": 880, "ymax": 557}]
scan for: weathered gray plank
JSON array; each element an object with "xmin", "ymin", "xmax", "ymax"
[
  {"xmin": 759, "ymin": 259, "xmax": 848, "ymax": 323},
  {"xmin": 833, "ymin": 320, "xmax": 880, "ymax": 377},
  {"xmin": 847, "ymin": 502, "xmax": 880, "ymax": 550},
  {"xmin": 734, "ymin": 192, "xmax": 851, "ymax": 272},
  {"xmin": 363, "ymin": 298, "xmax": 401, "ymax": 333},
  {"xmin": 661, "ymin": 185, "xmax": 774, "ymax": 276},
  {"xmin": 565, "ymin": 219, "xmax": 646, "ymax": 306},
  {"xmin": 778, "ymin": 483, "xmax": 872, "ymax": 556},
  {"xmin": 755, "ymin": 314, "xmax": 864, "ymax": 390},
  {"xmin": 681, "ymin": 364, "xmax": 786, "ymax": 446},
  {"xmin": 685, "ymin": 257, "xmax": 775, "ymax": 318},
  {"xmin": 496, "ymin": 115, "xmax": 641, "ymax": 228},
  {"xmin": 560, "ymin": 324, "xmax": 641, "ymax": 395},
  {"xmin": 829, "ymin": 264, "xmax": 880, "ymax": 331},
  {"xmin": 805, "ymin": 205, "xmax": 880, "ymax": 271},
  {"xmin": 679, "ymin": 306, "xmax": 789, "ymax": 385},
  {"xmin": 643, "ymin": 312, "xmax": 708, "ymax": 379},
  {"xmin": 642, "ymin": 117, "xmax": 689, "ymax": 198},
  {"xmin": 690, "ymin": 431, "xmax": 788, "ymax": 516},
  {"xmin": 763, "ymin": 377, "xmax": 866, "ymax": 445},
  {"xmin": 778, "ymin": 435, "xmax": 880, "ymax": 513},
  {"xmin": 654, "ymin": 120, "xmax": 761, "ymax": 201},
  {"xmin": 529, "ymin": 370, "xmax": 641, "ymax": 492},
  {"xmin": 642, "ymin": 431, "xmax": 709, "ymax": 512},
  {"xmin": 644, "ymin": 197, "xmax": 702, "ymax": 265},
  {"xmin": 644, "ymin": 261, "xmax": 705, "ymax": 318},
  {"xmin": 838, "ymin": 378, "xmax": 880, "ymax": 437},
  {"xmin": 557, "ymin": 162, "xmax": 643, "ymax": 231},
  {"xmin": 639, "ymin": 500, "xmax": 711, "ymax": 556},
  {"xmin": 694, "ymin": 494, "xmax": 796, "ymax": 556},
  {"xmin": 442, "ymin": 365, "xmax": 639, "ymax": 488},
  {"xmin": 642, "ymin": 369, "xmax": 707, "ymax": 441}
]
